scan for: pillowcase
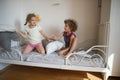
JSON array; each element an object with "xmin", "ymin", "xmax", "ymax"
[
  {"xmin": 0, "ymin": 32, "xmax": 20, "ymax": 51},
  {"xmin": 10, "ymin": 32, "xmax": 20, "ymax": 41},
  {"xmin": 0, "ymin": 32, "xmax": 11, "ymax": 51},
  {"xmin": 46, "ymin": 41, "xmax": 64, "ymax": 54}
]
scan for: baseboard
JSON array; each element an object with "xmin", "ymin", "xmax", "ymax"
[{"xmin": 111, "ymin": 72, "xmax": 120, "ymax": 77}]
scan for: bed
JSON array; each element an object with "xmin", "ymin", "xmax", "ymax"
[
  {"xmin": 0, "ymin": 45, "xmax": 105, "ymax": 67},
  {"xmin": 0, "ymin": 44, "xmax": 110, "ymax": 80},
  {"xmin": 0, "ymin": 24, "xmax": 110, "ymax": 80}
]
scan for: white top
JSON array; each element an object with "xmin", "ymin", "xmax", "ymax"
[{"xmin": 25, "ymin": 25, "xmax": 42, "ymax": 44}]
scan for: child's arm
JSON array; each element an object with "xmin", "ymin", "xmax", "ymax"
[
  {"xmin": 39, "ymin": 30, "xmax": 49, "ymax": 40},
  {"xmin": 67, "ymin": 35, "xmax": 78, "ymax": 53},
  {"xmin": 51, "ymin": 32, "xmax": 64, "ymax": 40},
  {"xmin": 16, "ymin": 30, "xmax": 28, "ymax": 39}
]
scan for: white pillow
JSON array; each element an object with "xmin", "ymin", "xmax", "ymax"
[{"xmin": 46, "ymin": 41, "xmax": 64, "ymax": 54}]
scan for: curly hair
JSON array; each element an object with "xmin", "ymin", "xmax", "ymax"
[
  {"xmin": 24, "ymin": 13, "xmax": 36, "ymax": 25},
  {"xmin": 64, "ymin": 19, "xmax": 78, "ymax": 32}
]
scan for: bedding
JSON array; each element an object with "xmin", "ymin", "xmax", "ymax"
[
  {"xmin": 0, "ymin": 32, "xmax": 20, "ymax": 51},
  {"xmin": 11, "ymin": 40, "xmax": 20, "ymax": 50},
  {"xmin": 0, "ymin": 37, "xmax": 106, "ymax": 68},
  {"xmin": 26, "ymin": 50, "xmax": 105, "ymax": 67},
  {"xmin": 0, "ymin": 32, "xmax": 11, "ymax": 51},
  {"xmin": 46, "ymin": 41, "xmax": 64, "ymax": 54},
  {"xmin": 0, "ymin": 48, "xmax": 22, "ymax": 61},
  {"xmin": 0, "ymin": 47, "xmax": 105, "ymax": 68}
]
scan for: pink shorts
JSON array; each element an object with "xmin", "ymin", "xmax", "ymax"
[{"xmin": 27, "ymin": 42, "xmax": 42, "ymax": 49}]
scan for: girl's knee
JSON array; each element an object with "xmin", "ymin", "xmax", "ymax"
[
  {"xmin": 23, "ymin": 51, "xmax": 29, "ymax": 54},
  {"xmin": 38, "ymin": 49, "xmax": 45, "ymax": 54},
  {"xmin": 41, "ymin": 50, "xmax": 45, "ymax": 54}
]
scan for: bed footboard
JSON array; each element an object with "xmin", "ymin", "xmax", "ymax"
[{"xmin": 65, "ymin": 45, "xmax": 108, "ymax": 65}]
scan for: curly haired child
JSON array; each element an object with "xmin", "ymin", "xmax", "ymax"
[{"xmin": 52, "ymin": 19, "xmax": 78, "ymax": 57}]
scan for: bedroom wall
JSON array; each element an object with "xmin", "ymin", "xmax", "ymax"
[
  {"xmin": 0, "ymin": 0, "xmax": 23, "ymax": 28},
  {"xmin": 108, "ymin": 0, "xmax": 120, "ymax": 76},
  {"xmin": 98, "ymin": 0, "xmax": 111, "ymax": 45},
  {"xmin": 0, "ymin": 0, "xmax": 100, "ymax": 49}
]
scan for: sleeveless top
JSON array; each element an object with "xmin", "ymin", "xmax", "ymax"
[{"xmin": 63, "ymin": 32, "xmax": 76, "ymax": 48}]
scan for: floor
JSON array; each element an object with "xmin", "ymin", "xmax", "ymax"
[{"xmin": 0, "ymin": 65, "xmax": 119, "ymax": 80}]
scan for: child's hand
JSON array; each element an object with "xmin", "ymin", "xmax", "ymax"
[
  {"xmin": 64, "ymin": 53, "xmax": 70, "ymax": 58},
  {"xmin": 47, "ymin": 39, "xmax": 54, "ymax": 42},
  {"xmin": 16, "ymin": 30, "xmax": 20, "ymax": 34},
  {"xmin": 49, "ymin": 34, "xmax": 56, "ymax": 40}
]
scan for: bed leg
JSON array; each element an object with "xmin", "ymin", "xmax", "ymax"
[{"xmin": 102, "ymin": 72, "xmax": 109, "ymax": 80}]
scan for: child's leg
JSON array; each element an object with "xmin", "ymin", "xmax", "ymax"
[
  {"xmin": 58, "ymin": 48, "xmax": 69, "ymax": 55},
  {"xmin": 23, "ymin": 44, "xmax": 33, "ymax": 54},
  {"xmin": 36, "ymin": 43, "xmax": 45, "ymax": 54}
]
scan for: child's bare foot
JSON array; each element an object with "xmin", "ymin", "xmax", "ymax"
[
  {"xmin": 64, "ymin": 52, "xmax": 71, "ymax": 58},
  {"xmin": 58, "ymin": 50, "xmax": 64, "ymax": 55}
]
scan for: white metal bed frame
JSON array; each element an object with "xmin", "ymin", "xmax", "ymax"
[{"xmin": 0, "ymin": 45, "xmax": 110, "ymax": 80}]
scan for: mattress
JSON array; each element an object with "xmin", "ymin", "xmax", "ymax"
[{"xmin": 0, "ymin": 48, "xmax": 105, "ymax": 68}]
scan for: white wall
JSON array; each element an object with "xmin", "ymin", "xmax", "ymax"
[
  {"xmin": 100, "ymin": 0, "xmax": 111, "ymax": 24},
  {"xmin": 98, "ymin": 0, "xmax": 111, "ymax": 45},
  {"xmin": 0, "ymin": 0, "xmax": 100, "ymax": 49},
  {"xmin": 108, "ymin": 0, "xmax": 120, "ymax": 76},
  {"xmin": 0, "ymin": 0, "xmax": 22, "ymax": 28}
]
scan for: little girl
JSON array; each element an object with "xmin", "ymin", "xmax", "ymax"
[
  {"xmin": 52, "ymin": 19, "xmax": 78, "ymax": 57},
  {"xmin": 16, "ymin": 13, "xmax": 49, "ymax": 54}
]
